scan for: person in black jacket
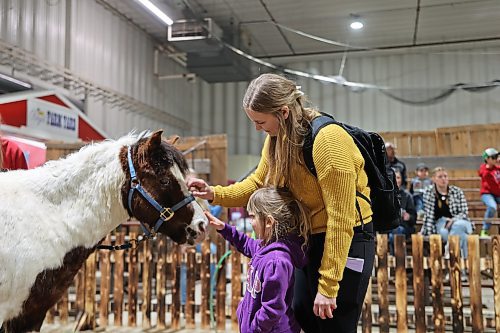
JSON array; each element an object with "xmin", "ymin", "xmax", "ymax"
[
  {"xmin": 385, "ymin": 142, "xmax": 408, "ymax": 188},
  {"xmin": 389, "ymin": 169, "xmax": 416, "ymax": 254}
]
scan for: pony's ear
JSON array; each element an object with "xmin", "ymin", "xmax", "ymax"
[
  {"xmin": 166, "ymin": 135, "xmax": 180, "ymax": 145},
  {"xmin": 146, "ymin": 130, "xmax": 163, "ymax": 149}
]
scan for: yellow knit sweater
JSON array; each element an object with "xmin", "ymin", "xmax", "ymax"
[{"xmin": 212, "ymin": 123, "xmax": 372, "ymax": 298}]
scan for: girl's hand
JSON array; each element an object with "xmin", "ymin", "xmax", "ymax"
[
  {"xmin": 205, "ymin": 211, "xmax": 225, "ymax": 231},
  {"xmin": 186, "ymin": 177, "xmax": 215, "ymax": 201},
  {"xmin": 313, "ymin": 292, "xmax": 337, "ymax": 319}
]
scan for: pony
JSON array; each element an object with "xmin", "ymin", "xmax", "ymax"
[{"xmin": 0, "ymin": 130, "xmax": 208, "ymax": 332}]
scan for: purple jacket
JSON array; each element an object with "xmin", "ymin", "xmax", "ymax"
[{"xmin": 218, "ymin": 224, "xmax": 307, "ymax": 333}]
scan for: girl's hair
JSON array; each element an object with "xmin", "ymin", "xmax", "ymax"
[
  {"xmin": 431, "ymin": 166, "xmax": 447, "ymax": 177},
  {"xmin": 246, "ymin": 187, "xmax": 311, "ymax": 247},
  {"xmin": 243, "ymin": 73, "xmax": 317, "ymax": 187}
]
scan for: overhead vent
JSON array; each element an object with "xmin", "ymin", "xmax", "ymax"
[
  {"xmin": 168, "ymin": 18, "xmax": 223, "ymax": 53},
  {"xmin": 168, "ymin": 18, "xmax": 254, "ymax": 82}
]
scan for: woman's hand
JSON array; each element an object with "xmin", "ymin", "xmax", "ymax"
[
  {"xmin": 186, "ymin": 176, "xmax": 215, "ymax": 201},
  {"xmin": 205, "ymin": 211, "xmax": 225, "ymax": 231},
  {"xmin": 313, "ymin": 292, "xmax": 337, "ymax": 319}
]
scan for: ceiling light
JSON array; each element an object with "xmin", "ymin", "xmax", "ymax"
[
  {"xmin": 350, "ymin": 21, "xmax": 363, "ymax": 30},
  {"xmin": 349, "ymin": 14, "xmax": 364, "ymax": 30},
  {"xmin": 136, "ymin": 0, "xmax": 173, "ymax": 25}
]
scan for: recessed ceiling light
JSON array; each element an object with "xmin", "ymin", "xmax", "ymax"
[
  {"xmin": 350, "ymin": 21, "xmax": 364, "ymax": 30},
  {"xmin": 136, "ymin": 0, "xmax": 173, "ymax": 25}
]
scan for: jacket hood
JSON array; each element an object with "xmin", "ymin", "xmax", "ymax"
[{"xmin": 256, "ymin": 233, "xmax": 308, "ymax": 268}]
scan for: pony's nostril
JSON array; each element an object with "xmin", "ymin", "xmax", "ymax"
[
  {"xmin": 197, "ymin": 221, "xmax": 205, "ymax": 233},
  {"xmin": 186, "ymin": 226, "xmax": 197, "ymax": 238}
]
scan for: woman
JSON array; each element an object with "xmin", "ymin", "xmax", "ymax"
[
  {"xmin": 188, "ymin": 73, "xmax": 374, "ymax": 332},
  {"xmin": 420, "ymin": 166, "xmax": 473, "ymax": 257}
]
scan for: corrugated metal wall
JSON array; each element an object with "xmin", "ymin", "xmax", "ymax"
[
  {"xmin": 189, "ymin": 45, "xmax": 500, "ymax": 155},
  {"xmin": 0, "ymin": 0, "xmax": 192, "ymax": 138}
]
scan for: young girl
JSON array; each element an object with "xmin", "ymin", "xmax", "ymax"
[{"xmin": 206, "ymin": 187, "xmax": 310, "ymax": 333}]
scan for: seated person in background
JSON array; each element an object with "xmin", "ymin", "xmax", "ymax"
[
  {"xmin": 478, "ymin": 148, "xmax": 500, "ymax": 237},
  {"xmin": 420, "ymin": 166, "xmax": 473, "ymax": 258},
  {"xmin": 389, "ymin": 169, "xmax": 416, "ymax": 254},
  {"xmin": 385, "ymin": 142, "xmax": 408, "ymax": 188},
  {"xmin": 410, "ymin": 163, "xmax": 433, "ymax": 219}
]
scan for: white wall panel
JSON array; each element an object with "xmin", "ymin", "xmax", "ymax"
[
  {"xmin": 1, "ymin": 0, "xmax": 66, "ymax": 66},
  {"xmin": 1, "ymin": 0, "xmax": 192, "ymax": 139}
]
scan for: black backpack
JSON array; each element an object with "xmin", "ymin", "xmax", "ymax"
[{"xmin": 303, "ymin": 113, "xmax": 401, "ymax": 232}]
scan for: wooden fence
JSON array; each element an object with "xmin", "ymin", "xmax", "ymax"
[
  {"xmin": 380, "ymin": 123, "xmax": 500, "ymax": 157},
  {"xmin": 45, "ymin": 231, "xmax": 500, "ymax": 332}
]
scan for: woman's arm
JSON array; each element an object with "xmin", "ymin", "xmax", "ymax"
[
  {"xmin": 211, "ymin": 137, "xmax": 270, "ymax": 208},
  {"xmin": 312, "ymin": 126, "xmax": 359, "ymax": 299}
]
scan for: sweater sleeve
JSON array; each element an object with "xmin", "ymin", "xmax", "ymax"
[
  {"xmin": 218, "ymin": 224, "xmax": 261, "ymax": 258},
  {"xmin": 312, "ymin": 126, "xmax": 358, "ymax": 298},
  {"xmin": 249, "ymin": 258, "xmax": 293, "ymax": 333},
  {"xmin": 211, "ymin": 137, "xmax": 269, "ymax": 207}
]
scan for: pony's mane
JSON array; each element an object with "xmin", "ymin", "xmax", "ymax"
[{"xmin": 43, "ymin": 131, "xmax": 152, "ymax": 169}]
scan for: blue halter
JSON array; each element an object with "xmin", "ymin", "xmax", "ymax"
[{"xmin": 126, "ymin": 146, "xmax": 195, "ymax": 237}]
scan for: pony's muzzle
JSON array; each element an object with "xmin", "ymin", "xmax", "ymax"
[{"xmin": 186, "ymin": 218, "xmax": 208, "ymax": 245}]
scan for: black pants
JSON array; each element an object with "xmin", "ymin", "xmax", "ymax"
[{"xmin": 293, "ymin": 224, "xmax": 375, "ymax": 333}]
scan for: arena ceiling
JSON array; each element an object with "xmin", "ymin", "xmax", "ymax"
[{"xmin": 100, "ymin": 0, "xmax": 500, "ymax": 61}]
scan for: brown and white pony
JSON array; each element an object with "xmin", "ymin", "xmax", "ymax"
[{"xmin": 0, "ymin": 130, "xmax": 207, "ymax": 332}]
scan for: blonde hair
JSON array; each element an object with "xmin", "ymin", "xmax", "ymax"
[
  {"xmin": 431, "ymin": 166, "xmax": 447, "ymax": 177},
  {"xmin": 243, "ymin": 73, "xmax": 317, "ymax": 187},
  {"xmin": 246, "ymin": 187, "xmax": 310, "ymax": 248}
]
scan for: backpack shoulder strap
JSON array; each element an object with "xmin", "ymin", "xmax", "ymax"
[{"xmin": 303, "ymin": 113, "xmax": 337, "ymax": 177}]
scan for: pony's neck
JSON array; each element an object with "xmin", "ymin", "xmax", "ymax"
[{"xmin": 30, "ymin": 140, "xmax": 132, "ymax": 247}]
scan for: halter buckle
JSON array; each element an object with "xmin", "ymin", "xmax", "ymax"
[{"xmin": 160, "ymin": 207, "xmax": 174, "ymax": 221}]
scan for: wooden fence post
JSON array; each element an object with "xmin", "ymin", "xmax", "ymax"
[
  {"xmin": 98, "ymin": 235, "xmax": 111, "ymax": 327},
  {"xmin": 127, "ymin": 231, "xmax": 138, "ymax": 326},
  {"xmin": 200, "ymin": 238, "xmax": 211, "ymax": 328},
  {"xmin": 156, "ymin": 236, "xmax": 167, "ymax": 329},
  {"xmin": 170, "ymin": 243, "xmax": 181, "ymax": 329},
  {"xmin": 376, "ymin": 234, "xmax": 389, "ymax": 332},
  {"xmin": 216, "ymin": 236, "xmax": 227, "ymax": 330},
  {"xmin": 394, "ymin": 235, "xmax": 408, "ymax": 332},
  {"xmin": 75, "ymin": 266, "xmax": 85, "ymax": 315},
  {"xmin": 141, "ymin": 239, "xmax": 153, "ymax": 329},
  {"xmin": 448, "ymin": 235, "xmax": 464, "ymax": 332},
  {"xmin": 186, "ymin": 247, "xmax": 196, "ymax": 328},
  {"xmin": 468, "ymin": 235, "xmax": 484, "ymax": 333},
  {"xmin": 113, "ymin": 231, "xmax": 125, "ymax": 326},
  {"xmin": 429, "ymin": 235, "xmax": 445, "ymax": 332},
  {"xmin": 58, "ymin": 290, "xmax": 69, "ymax": 324},
  {"xmin": 492, "ymin": 235, "xmax": 500, "ymax": 330},
  {"xmin": 412, "ymin": 234, "xmax": 426, "ymax": 333},
  {"xmin": 231, "ymin": 246, "xmax": 242, "ymax": 331}
]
